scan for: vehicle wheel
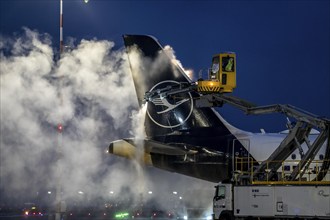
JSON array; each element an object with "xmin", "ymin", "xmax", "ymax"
[{"xmin": 219, "ymin": 212, "xmax": 233, "ymax": 220}]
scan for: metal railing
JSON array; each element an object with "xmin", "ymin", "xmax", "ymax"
[{"xmin": 234, "ymin": 157, "xmax": 330, "ymax": 185}]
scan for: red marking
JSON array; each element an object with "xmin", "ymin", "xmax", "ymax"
[{"xmin": 57, "ymin": 124, "xmax": 63, "ymax": 133}]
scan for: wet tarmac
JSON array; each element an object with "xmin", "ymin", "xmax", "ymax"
[
  {"xmin": 0, "ymin": 211, "xmax": 200, "ymax": 220},
  {"xmin": 0, "ymin": 216, "xmax": 187, "ymax": 220}
]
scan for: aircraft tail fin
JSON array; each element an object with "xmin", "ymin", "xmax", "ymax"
[{"xmin": 123, "ymin": 35, "xmax": 234, "ymax": 138}]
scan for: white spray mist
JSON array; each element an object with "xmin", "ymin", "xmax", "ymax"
[
  {"xmin": 130, "ymin": 103, "xmax": 149, "ymax": 203},
  {"xmin": 1, "ymin": 28, "xmax": 215, "ymax": 212},
  {"xmin": 0, "ymin": 28, "xmax": 137, "ymax": 203}
]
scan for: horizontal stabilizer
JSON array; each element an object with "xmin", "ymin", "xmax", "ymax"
[
  {"xmin": 109, "ymin": 138, "xmax": 197, "ymax": 157},
  {"xmin": 108, "ymin": 138, "xmax": 229, "ymax": 182}
]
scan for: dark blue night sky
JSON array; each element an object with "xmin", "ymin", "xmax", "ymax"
[{"xmin": 1, "ymin": 0, "xmax": 329, "ymax": 132}]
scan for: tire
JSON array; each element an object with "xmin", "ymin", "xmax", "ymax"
[{"xmin": 219, "ymin": 211, "xmax": 234, "ymax": 220}]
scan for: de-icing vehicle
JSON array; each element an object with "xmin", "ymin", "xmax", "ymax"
[{"xmin": 108, "ymin": 36, "xmax": 330, "ymax": 216}]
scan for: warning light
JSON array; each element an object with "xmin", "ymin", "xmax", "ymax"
[{"xmin": 57, "ymin": 124, "xmax": 63, "ymax": 133}]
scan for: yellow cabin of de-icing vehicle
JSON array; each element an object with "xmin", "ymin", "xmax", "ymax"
[
  {"xmin": 214, "ymin": 53, "xmax": 236, "ymax": 92},
  {"xmin": 197, "ymin": 52, "xmax": 236, "ymax": 94}
]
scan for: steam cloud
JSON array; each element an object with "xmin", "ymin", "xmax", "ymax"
[
  {"xmin": 0, "ymin": 28, "xmax": 213, "ymax": 212},
  {"xmin": 0, "ymin": 27, "xmax": 137, "ymax": 202}
]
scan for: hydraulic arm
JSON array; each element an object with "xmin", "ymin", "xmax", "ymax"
[{"xmin": 143, "ymin": 52, "xmax": 330, "ymax": 182}]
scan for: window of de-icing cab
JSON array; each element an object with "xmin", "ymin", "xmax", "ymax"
[
  {"xmin": 222, "ymin": 56, "xmax": 235, "ymax": 72},
  {"xmin": 210, "ymin": 56, "xmax": 220, "ymax": 80},
  {"xmin": 216, "ymin": 185, "xmax": 226, "ymax": 199}
]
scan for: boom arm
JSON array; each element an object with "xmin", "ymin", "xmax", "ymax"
[{"xmin": 144, "ymin": 84, "xmax": 330, "ymax": 182}]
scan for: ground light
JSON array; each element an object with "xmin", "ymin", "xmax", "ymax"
[{"xmin": 115, "ymin": 212, "xmax": 129, "ymax": 219}]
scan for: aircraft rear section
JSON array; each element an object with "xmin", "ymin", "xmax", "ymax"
[
  {"xmin": 109, "ymin": 34, "xmax": 330, "ymax": 186},
  {"xmin": 119, "ymin": 34, "xmax": 250, "ymax": 182}
]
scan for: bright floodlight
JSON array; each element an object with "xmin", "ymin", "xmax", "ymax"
[{"xmin": 84, "ymin": 0, "xmax": 89, "ymax": 3}]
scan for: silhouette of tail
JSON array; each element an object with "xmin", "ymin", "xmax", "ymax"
[
  {"xmin": 107, "ymin": 35, "xmax": 251, "ymax": 182},
  {"xmin": 123, "ymin": 35, "xmax": 234, "ymax": 139}
]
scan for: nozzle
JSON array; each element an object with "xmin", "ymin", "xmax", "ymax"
[{"xmin": 143, "ymin": 92, "xmax": 152, "ymax": 104}]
